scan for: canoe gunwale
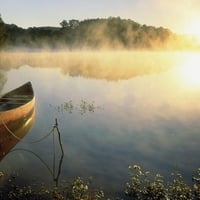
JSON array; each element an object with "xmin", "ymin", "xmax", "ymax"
[{"xmin": 0, "ymin": 82, "xmax": 35, "ymax": 125}]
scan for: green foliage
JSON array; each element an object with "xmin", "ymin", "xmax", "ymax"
[
  {"xmin": 125, "ymin": 165, "xmax": 200, "ymax": 200},
  {"xmin": 125, "ymin": 165, "xmax": 166, "ymax": 199},
  {"xmin": 65, "ymin": 176, "xmax": 104, "ymax": 200},
  {"xmin": 1, "ymin": 167, "xmax": 200, "ymax": 199},
  {"xmin": 167, "ymin": 173, "xmax": 192, "ymax": 200},
  {"xmin": 60, "ymin": 20, "xmax": 69, "ymax": 29},
  {"xmin": 0, "ymin": 176, "xmax": 104, "ymax": 200},
  {"xmin": 66, "ymin": 176, "xmax": 90, "ymax": 199},
  {"xmin": 192, "ymin": 168, "xmax": 200, "ymax": 199},
  {"xmin": 0, "ymin": 14, "xmax": 3, "ymax": 23},
  {"xmin": 3, "ymin": 17, "xmax": 194, "ymax": 50},
  {"xmin": 0, "ymin": 14, "xmax": 6, "ymax": 48}
]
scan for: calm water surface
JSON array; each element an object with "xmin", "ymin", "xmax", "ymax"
[{"xmin": 0, "ymin": 51, "xmax": 200, "ymax": 196}]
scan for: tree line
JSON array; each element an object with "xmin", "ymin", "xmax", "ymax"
[{"xmin": 0, "ymin": 15, "xmax": 198, "ymax": 50}]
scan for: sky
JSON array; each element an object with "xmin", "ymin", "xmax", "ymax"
[{"xmin": 1, "ymin": 0, "xmax": 200, "ymax": 35}]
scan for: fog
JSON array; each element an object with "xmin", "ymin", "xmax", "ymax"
[
  {"xmin": 1, "ymin": 50, "xmax": 200, "ymax": 196},
  {"xmin": 0, "ymin": 51, "xmax": 179, "ymax": 82}
]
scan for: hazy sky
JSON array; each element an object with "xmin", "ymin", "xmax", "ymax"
[{"xmin": 1, "ymin": 0, "xmax": 200, "ymax": 34}]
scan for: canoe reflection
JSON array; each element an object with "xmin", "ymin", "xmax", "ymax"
[
  {"xmin": 0, "ymin": 83, "xmax": 64, "ymax": 187},
  {"xmin": 0, "ymin": 82, "xmax": 35, "ymax": 160},
  {"xmin": 0, "ymin": 107, "xmax": 35, "ymax": 160}
]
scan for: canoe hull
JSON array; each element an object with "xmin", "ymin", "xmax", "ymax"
[
  {"xmin": 0, "ymin": 82, "xmax": 35, "ymax": 128},
  {"xmin": 0, "ymin": 97, "xmax": 35, "ymax": 129},
  {"xmin": 0, "ymin": 107, "xmax": 35, "ymax": 160},
  {"xmin": 0, "ymin": 82, "xmax": 36, "ymax": 159}
]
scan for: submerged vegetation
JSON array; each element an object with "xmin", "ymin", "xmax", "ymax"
[
  {"xmin": 0, "ymin": 15, "xmax": 199, "ymax": 51},
  {"xmin": 0, "ymin": 165, "xmax": 200, "ymax": 199}
]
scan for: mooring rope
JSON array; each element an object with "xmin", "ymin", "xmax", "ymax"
[
  {"xmin": 9, "ymin": 148, "xmax": 54, "ymax": 177},
  {"xmin": 3, "ymin": 118, "xmax": 64, "ymax": 187}
]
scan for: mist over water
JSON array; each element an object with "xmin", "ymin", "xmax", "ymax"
[
  {"xmin": 0, "ymin": 51, "xmax": 200, "ymax": 197},
  {"xmin": 0, "ymin": 51, "xmax": 178, "ymax": 80}
]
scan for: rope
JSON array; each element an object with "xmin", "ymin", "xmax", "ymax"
[
  {"xmin": 0, "ymin": 118, "xmax": 54, "ymax": 144},
  {"xmin": 9, "ymin": 148, "xmax": 54, "ymax": 177},
  {"xmin": 4, "ymin": 119, "xmax": 64, "ymax": 187}
]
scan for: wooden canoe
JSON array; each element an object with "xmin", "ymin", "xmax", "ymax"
[
  {"xmin": 0, "ymin": 81, "xmax": 35, "ymax": 126},
  {"xmin": 0, "ymin": 82, "xmax": 35, "ymax": 160},
  {"xmin": 0, "ymin": 107, "xmax": 35, "ymax": 160}
]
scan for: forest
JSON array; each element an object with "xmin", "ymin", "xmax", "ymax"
[{"xmin": 0, "ymin": 15, "xmax": 199, "ymax": 50}]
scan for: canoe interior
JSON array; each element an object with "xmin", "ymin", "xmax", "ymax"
[{"xmin": 0, "ymin": 82, "xmax": 34, "ymax": 112}]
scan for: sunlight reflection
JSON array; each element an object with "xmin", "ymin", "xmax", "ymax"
[{"xmin": 178, "ymin": 53, "xmax": 200, "ymax": 87}]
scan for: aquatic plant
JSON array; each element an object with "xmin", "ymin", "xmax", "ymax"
[
  {"xmin": 125, "ymin": 165, "xmax": 200, "ymax": 200},
  {"xmin": 167, "ymin": 173, "xmax": 192, "ymax": 200},
  {"xmin": 51, "ymin": 99, "xmax": 101, "ymax": 115},
  {"xmin": 0, "ymin": 175, "xmax": 104, "ymax": 200},
  {"xmin": 63, "ymin": 100, "xmax": 74, "ymax": 114},
  {"xmin": 79, "ymin": 100, "xmax": 96, "ymax": 115},
  {"xmin": 65, "ymin": 176, "xmax": 104, "ymax": 200},
  {"xmin": 192, "ymin": 168, "xmax": 200, "ymax": 199},
  {"xmin": 125, "ymin": 165, "xmax": 165, "ymax": 199},
  {"xmin": 1, "ymin": 165, "xmax": 200, "ymax": 199}
]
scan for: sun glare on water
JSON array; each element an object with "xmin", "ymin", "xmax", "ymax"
[{"xmin": 179, "ymin": 54, "xmax": 200, "ymax": 87}]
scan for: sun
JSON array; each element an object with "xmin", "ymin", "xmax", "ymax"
[{"xmin": 179, "ymin": 54, "xmax": 200, "ymax": 87}]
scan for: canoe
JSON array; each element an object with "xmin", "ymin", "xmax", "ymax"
[
  {"xmin": 0, "ymin": 82, "xmax": 35, "ymax": 160},
  {"xmin": 0, "ymin": 81, "xmax": 35, "ymax": 126},
  {"xmin": 0, "ymin": 107, "xmax": 35, "ymax": 160}
]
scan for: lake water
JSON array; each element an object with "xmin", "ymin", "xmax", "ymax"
[{"xmin": 0, "ymin": 51, "xmax": 200, "ymax": 197}]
